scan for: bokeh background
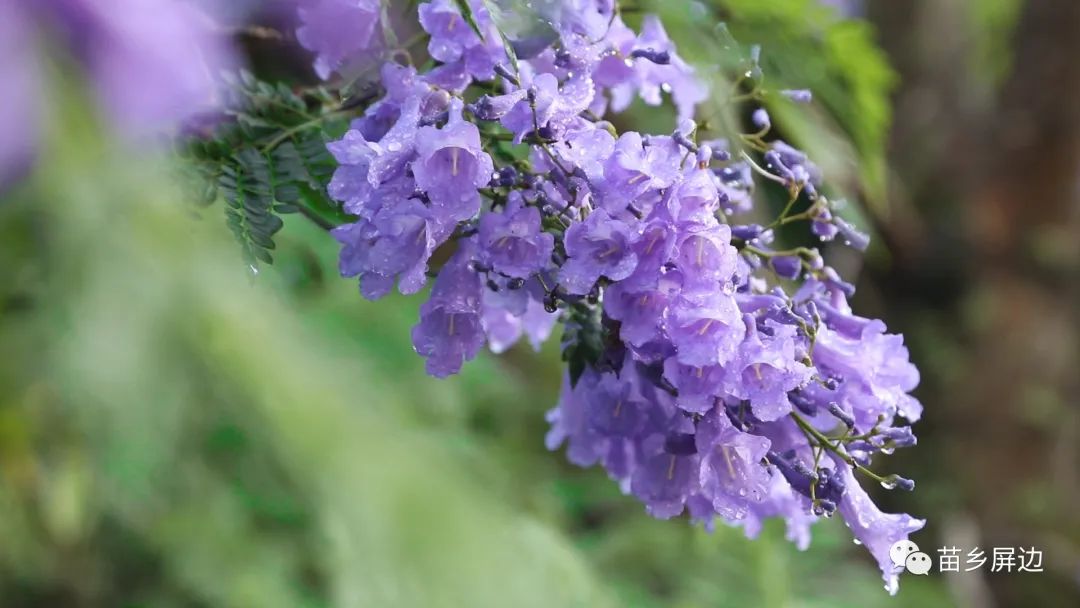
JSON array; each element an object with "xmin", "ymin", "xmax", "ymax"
[{"xmin": 1, "ymin": 1, "xmax": 1078, "ymax": 607}]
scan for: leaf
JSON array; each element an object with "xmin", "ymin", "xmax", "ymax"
[
  {"xmin": 272, "ymin": 135, "xmax": 335, "ymax": 190},
  {"xmin": 217, "ymin": 147, "xmax": 283, "ymax": 267},
  {"xmin": 452, "ymin": 0, "xmax": 486, "ymax": 41},
  {"xmin": 180, "ymin": 71, "xmax": 349, "ymax": 269},
  {"xmin": 560, "ymin": 305, "xmax": 603, "ymax": 387}
]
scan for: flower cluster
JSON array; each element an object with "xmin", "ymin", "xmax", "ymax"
[{"xmin": 315, "ymin": 0, "xmax": 923, "ymax": 593}]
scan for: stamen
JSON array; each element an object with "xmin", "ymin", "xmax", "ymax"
[
  {"xmin": 721, "ymin": 445, "xmax": 737, "ymax": 480},
  {"xmin": 613, "ymin": 399, "xmax": 622, "ymax": 418},
  {"xmin": 667, "ymin": 455, "xmax": 677, "ymax": 480},
  {"xmin": 644, "ymin": 232, "xmax": 661, "ymax": 254},
  {"xmin": 697, "ymin": 319, "xmax": 713, "ymax": 335},
  {"xmin": 451, "ymin": 148, "xmax": 460, "ymax": 176},
  {"xmin": 597, "ymin": 244, "xmax": 621, "ymax": 259},
  {"xmin": 447, "ymin": 313, "xmax": 455, "ymax": 336},
  {"xmin": 628, "ymin": 173, "xmax": 648, "ymax": 185}
]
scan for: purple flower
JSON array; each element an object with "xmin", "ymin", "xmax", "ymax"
[
  {"xmin": 419, "ymin": 0, "xmax": 481, "ymax": 64},
  {"xmin": 327, "ymin": 90, "xmax": 429, "ymax": 214},
  {"xmin": 604, "ymin": 271, "xmax": 680, "ymax": 347},
  {"xmin": 325, "ymin": 130, "xmax": 381, "ymax": 214},
  {"xmin": 811, "ymin": 306, "xmax": 923, "ymax": 427},
  {"xmin": 770, "ymin": 255, "xmax": 803, "ymax": 280},
  {"xmin": 469, "ymin": 90, "xmax": 528, "ymax": 121},
  {"xmin": 345, "ymin": 64, "xmax": 429, "ymax": 143},
  {"xmin": 413, "ymin": 100, "xmax": 495, "ymax": 222},
  {"xmin": 674, "ymin": 220, "xmax": 738, "ymax": 290},
  {"xmin": 697, "ymin": 411, "xmax": 772, "ymax": 521},
  {"xmin": 2, "ymin": 0, "xmax": 236, "ymax": 184},
  {"xmin": 585, "ymin": 371, "xmax": 651, "ymax": 438},
  {"xmin": 333, "ymin": 196, "xmax": 451, "ymax": 299},
  {"xmin": 764, "ymin": 141, "xmax": 822, "ymax": 194},
  {"xmin": 552, "ymin": 121, "xmax": 617, "ymax": 182},
  {"xmin": 752, "ymin": 108, "xmax": 771, "ymax": 130},
  {"xmin": 0, "ymin": 1, "xmax": 38, "ymax": 187},
  {"xmin": 598, "ymin": 132, "xmax": 681, "ymax": 211},
  {"xmin": 723, "ymin": 316, "xmax": 811, "ymax": 421},
  {"xmin": 631, "ymin": 420, "xmax": 700, "ymax": 519},
  {"xmin": 297, "ymin": 0, "xmax": 382, "ymax": 80},
  {"xmin": 669, "ymin": 167, "xmax": 721, "ymax": 223},
  {"xmin": 781, "ymin": 89, "xmax": 813, "ymax": 103},
  {"xmin": 833, "ymin": 216, "xmax": 871, "ymax": 251},
  {"xmin": 418, "ymin": 0, "xmax": 505, "ymax": 82},
  {"xmin": 560, "ymin": 208, "xmax": 639, "ymax": 295},
  {"xmin": 546, "ymin": 370, "xmax": 607, "ymax": 467},
  {"xmin": 477, "ymin": 197, "xmax": 555, "ymax": 278},
  {"xmin": 662, "ymin": 358, "xmax": 725, "ymax": 414},
  {"xmin": 666, "ymin": 292, "xmax": 744, "ymax": 367},
  {"xmin": 500, "ymin": 72, "xmax": 592, "ymax": 144},
  {"xmin": 618, "ymin": 216, "xmax": 678, "ymax": 291},
  {"xmin": 546, "ymin": 0, "xmax": 615, "ymax": 40},
  {"xmin": 411, "ymin": 243, "xmax": 486, "ymax": 377},
  {"xmin": 735, "ymin": 469, "xmax": 817, "ymax": 550},
  {"xmin": 481, "ymin": 281, "xmax": 559, "ymax": 353},
  {"xmin": 714, "ymin": 159, "xmax": 755, "ymax": 215},
  {"xmin": 835, "ymin": 463, "xmax": 925, "ymax": 594},
  {"xmin": 607, "ymin": 16, "xmax": 707, "ymax": 121}
]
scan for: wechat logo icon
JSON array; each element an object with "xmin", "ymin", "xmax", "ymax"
[{"xmin": 890, "ymin": 540, "xmax": 933, "ymax": 575}]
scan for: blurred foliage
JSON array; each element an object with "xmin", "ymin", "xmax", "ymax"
[
  {"xmin": 655, "ymin": 0, "xmax": 896, "ymax": 211},
  {"xmin": 0, "ymin": 3, "xmax": 970, "ymax": 607},
  {"xmin": 969, "ymin": 0, "xmax": 1024, "ymax": 87}
]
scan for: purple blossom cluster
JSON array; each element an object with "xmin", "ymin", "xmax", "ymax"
[{"xmin": 317, "ymin": 0, "xmax": 923, "ymax": 593}]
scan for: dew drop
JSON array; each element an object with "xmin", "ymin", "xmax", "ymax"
[{"xmin": 387, "ymin": 141, "xmax": 402, "ymax": 152}]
